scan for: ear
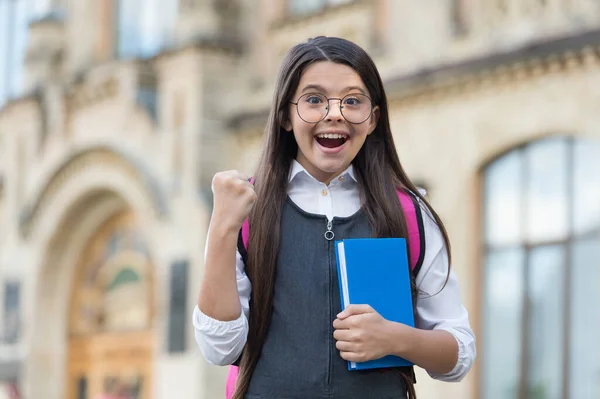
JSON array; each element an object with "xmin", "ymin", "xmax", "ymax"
[
  {"xmin": 282, "ymin": 119, "xmax": 292, "ymax": 132},
  {"xmin": 367, "ymin": 106, "xmax": 380, "ymax": 135},
  {"xmin": 281, "ymin": 111, "xmax": 293, "ymax": 132}
]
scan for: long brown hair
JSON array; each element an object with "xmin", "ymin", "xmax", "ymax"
[{"xmin": 233, "ymin": 36, "xmax": 452, "ymax": 399}]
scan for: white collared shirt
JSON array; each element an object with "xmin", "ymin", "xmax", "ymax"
[{"xmin": 193, "ymin": 160, "xmax": 476, "ymax": 382}]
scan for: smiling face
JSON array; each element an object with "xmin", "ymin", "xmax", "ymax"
[{"xmin": 284, "ymin": 61, "xmax": 379, "ymax": 184}]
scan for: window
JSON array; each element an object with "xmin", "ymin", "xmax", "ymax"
[
  {"xmin": 116, "ymin": 0, "xmax": 178, "ymax": 59},
  {"xmin": 481, "ymin": 137, "xmax": 600, "ymax": 399},
  {"xmin": 287, "ymin": 0, "xmax": 352, "ymax": 17},
  {"xmin": 451, "ymin": 0, "xmax": 469, "ymax": 37},
  {"xmin": 0, "ymin": 0, "xmax": 58, "ymax": 107},
  {"xmin": 3, "ymin": 281, "xmax": 20, "ymax": 344},
  {"xmin": 76, "ymin": 376, "xmax": 88, "ymax": 399},
  {"xmin": 0, "ymin": 0, "xmax": 28, "ymax": 107},
  {"xmin": 167, "ymin": 260, "xmax": 188, "ymax": 353}
]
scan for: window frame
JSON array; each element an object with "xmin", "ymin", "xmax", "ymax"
[{"xmin": 479, "ymin": 136, "xmax": 600, "ymax": 399}]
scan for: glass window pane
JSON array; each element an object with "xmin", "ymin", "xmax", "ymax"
[
  {"xmin": 138, "ymin": 0, "xmax": 156, "ymax": 57},
  {"xmin": 168, "ymin": 260, "xmax": 188, "ymax": 353},
  {"xmin": 118, "ymin": 0, "xmax": 141, "ymax": 57},
  {"xmin": 159, "ymin": 0, "xmax": 178, "ymax": 50},
  {"xmin": 3, "ymin": 282, "xmax": 20, "ymax": 344},
  {"xmin": 574, "ymin": 139, "xmax": 600, "ymax": 236},
  {"xmin": 527, "ymin": 245, "xmax": 565, "ymax": 399},
  {"xmin": 0, "ymin": 0, "xmax": 9, "ymax": 105},
  {"xmin": 484, "ymin": 150, "xmax": 523, "ymax": 246},
  {"xmin": 288, "ymin": 0, "xmax": 324, "ymax": 15},
  {"xmin": 118, "ymin": 0, "xmax": 176, "ymax": 59},
  {"xmin": 526, "ymin": 138, "xmax": 569, "ymax": 243},
  {"xmin": 482, "ymin": 248, "xmax": 524, "ymax": 399},
  {"xmin": 569, "ymin": 237, "xmax": 600, "ymax": 398},
  {"xmin": 10, "ymin": 0, "xmax": 29, "ymax": 97},
  {"xmin": 30, "ymin": 0, "xmax": 51, "ymax": 19},
  {"xmin": 76, "ymin": 376, "xmax": 87, "ymax": 399}
]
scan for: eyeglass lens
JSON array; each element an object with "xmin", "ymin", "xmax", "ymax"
[{"xmin": 296, "ymin": 93, "xmax": 372, "ymax": 124}]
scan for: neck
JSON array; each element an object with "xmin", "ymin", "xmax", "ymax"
[{"xmin": 295, "ymin": 158, "xmax": 346, "ymax": 185}]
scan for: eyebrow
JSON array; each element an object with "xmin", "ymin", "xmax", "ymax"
[{"xmin": 300, "ymin": 84, "xmax": 367, "ymax": 96}]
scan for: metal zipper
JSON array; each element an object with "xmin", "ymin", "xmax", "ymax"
[
  {"xmin": 325, "ymin": 219, "xmax": 334, "ymax": 241},
  {"xmin": 326, "ymin": 218, "xmax": 333, "ymax": 388}
]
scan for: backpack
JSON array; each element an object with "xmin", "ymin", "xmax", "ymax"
[{"xmin": 225, "ymin": 188, "xmax": 426, "ymax": 399}]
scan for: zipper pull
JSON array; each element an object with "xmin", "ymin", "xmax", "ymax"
[{"xmin": 325, "ymin": 219, "xmax": 334, "ymax": 241}]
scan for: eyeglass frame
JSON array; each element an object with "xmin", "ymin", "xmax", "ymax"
[{"xmin": 289, "ymin": 92, "xmax": 376, "ymax": 125}]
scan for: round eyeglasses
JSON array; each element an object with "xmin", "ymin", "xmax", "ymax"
[{"xmin": 290, "ymin": 93, "xmax": 374, "ymax": 124}]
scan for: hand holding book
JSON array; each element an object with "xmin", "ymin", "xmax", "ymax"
[
  {"xmin": 333, "ymin": 304, "xmax": 412, "ymax": 364},
  {"xmin": 334, "ymin": 238, "xmax": 415, "ymax": 370}
]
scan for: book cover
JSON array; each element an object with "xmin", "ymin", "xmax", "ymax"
[{"xmin": 335, "ymin": 238, "xmax": 414, "ymax": 370}]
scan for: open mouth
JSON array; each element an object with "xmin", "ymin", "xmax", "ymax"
[{"xmin": 315, "ymin": 133, "xmax": 348, "ymax": 149}]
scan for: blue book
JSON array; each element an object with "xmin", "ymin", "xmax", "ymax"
[{"xmin": 334, "ymin": 238, "xmax": 414, "ymax": 371}]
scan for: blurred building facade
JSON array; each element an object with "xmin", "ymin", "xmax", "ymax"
[{"xmin": 0, "ymin": 1, "xmax": 599, "ymax": 398}]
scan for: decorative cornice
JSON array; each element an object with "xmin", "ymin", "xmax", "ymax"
[
  {"xmin": 152, "ymin": 35, "xmax": 243, "ymax": 62},
  {"xmin": 386, "ymin": 28, "xmax": 600, "ymax": 106},
  {"xmin": 228, "ymin": 108, "xmax": 269, "ymax": 131},
  {"xmin": 19, "ymin": 146, "xmax": 169, "ymax": 239},
  {"xmin": 66, "ymin": 76, "xmax": 119, "ymax": 111}
]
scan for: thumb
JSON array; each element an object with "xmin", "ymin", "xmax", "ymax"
[{"xmin": 337, "ymin": 304, "xmax": 374, "ymax": 319}]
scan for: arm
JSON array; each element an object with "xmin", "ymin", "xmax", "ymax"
[
  {"xmin": 193, "ymin": 248, "xmax": 251, "ymax": 366},
  {"xmin": 383, "ymin": 264, "xmax": 474, "ymax": 380},
  {"xmin": 197, "ymin": 220, "xmax": 243, "ymax": 321},
  {"xmin": 408, "ymin": 208, "xmax": 476, "ymax": 381},
  {"xmin": 193, "ymin": 170, "xmax": 256, "ymax": 366}
]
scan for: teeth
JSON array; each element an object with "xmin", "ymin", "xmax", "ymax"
[{"xmin": 316, "ymin": 133, "xmax": 347, "ymax": 139}]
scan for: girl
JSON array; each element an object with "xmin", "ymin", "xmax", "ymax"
[{"xmin": 194, "ymin": 36, "xmax": 476, "ymax": 399}]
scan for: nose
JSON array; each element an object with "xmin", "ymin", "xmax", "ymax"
[{"xmin": 325, "ymin": 99, "xmax": 344, "ymax": 122}]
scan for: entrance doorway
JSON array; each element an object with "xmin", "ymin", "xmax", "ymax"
[{"xmin": 66, "ymin": 211, "xmax": 154, "ymax": 399}]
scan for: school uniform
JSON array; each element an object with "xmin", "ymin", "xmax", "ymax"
[{"xmin": 193, "ymin": 160, "xmax": 476, "ymax": 398}]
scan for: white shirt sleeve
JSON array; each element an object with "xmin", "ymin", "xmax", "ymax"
[
  {"xmin": 193, "ymin": 249, "xmax": 252, "ymax": 366},
  {"xmin": 414, "ymin": 205, "xmax": 477, "ymax": 382}
]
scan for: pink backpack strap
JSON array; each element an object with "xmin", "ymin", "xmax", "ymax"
[
  {"xmin": 396, "ymin": 189, "xmax": 425, "ymax": 274},
  {"xmin": 241, "ymin": 218, "xmax": 250, "ymax": 249},
  {"xmin": 241, "ymin": 177, "xmax": 253, "ymax": 249},
  {"xmin": 225, "ymin": 365, "xmax": 239, "ymax": 399}
]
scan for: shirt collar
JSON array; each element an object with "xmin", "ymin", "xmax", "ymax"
[{"xmin": 289, "ymin": 159, "xmax": 357, "ymax": 184}]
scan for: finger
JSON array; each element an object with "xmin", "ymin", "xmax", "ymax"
[
  {"xmin": 241, "ymin": 179, "xmax": 254, "ymax": 190},
  {"xmin": 335, "ymin": 340, "xmax": 355, "ymax": 352},
  {"xmin": 234, "ymin": 171, "xmax": 253, "ymax": 183},
  {"xmin": 333, "ymin": 317, "xmax": 352, "ymax": 330},
  {"xmin": 333, "ymin": 318, "xmax": 346, "ymax": 329},
  {"xmin": 340, "ymin": 351, "xmax": 362, "ymax": 362},
  {"xmin": 333, "ymin": 329, "xmax": 353, "ymax": 341},
  {"xmin": 337, "ymin": 304, "xmax": 374, "ymax": 319}
]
